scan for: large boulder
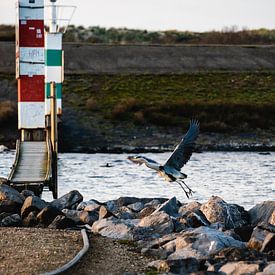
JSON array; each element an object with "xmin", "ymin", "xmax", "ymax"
[
  {"xmin": 247, "ymin": 224, "xmax": 275, "ymax": 252},
  {"xmin": 0, "ymin": 200, "xmax": 22, "ymax": 214},
  {"xmin": 200, "ymin": 196, "xmax": 249, "ymax": 229},
  {"xmin": 36, "ymin": 206, "xmax": 63, "ymax": 226},
  {"xmin": 127, "ymin": 202, "xmax": 145, "ymax": 212},
  {"xmin": 178, "ymin": 209, "xmax": 210, "ymax": 228},
  {"xmin": 91, "ymin": 217, "xmax": 137, "ymax": 240},
  {"xmin": 48, "ymin": 215, "xmax": 75, "ymax": 229},
  {"xmin": 219, "ymin": 261, "xmax": 260, "ymax": 275},
  {"xmin": 138, "ymin": 211, "xmax": 174, "ymax": 237},
  {"xmin": 178, "ymin": 201, "xmax": 201, "ymax": 215},
  {"xmin": 262, "ymin": 263, "xmax": 275, "ymax": 275},
  {"xmin": 153, "ymin": 197, "xmax": 179, "ymax": 217},
  {"xmin": 1, "ymin": 214, "xmax": 22, "ymax": 227},
  {"xmin": 147, "ymin": 258, "xmax": 201, "ymax": 274},
  {"xmin": 249, "ymin": 201, "xmax": 275, "ymax": 226},
  {"xmin": 0, "ymin": 184, "xmax": 24, "ymax": 205},
  {"xmin": 115, "ymin": 206, "xmax": 136, "ymax": 219},
  {"xmin": 76, "ymin": 199, "xmax": 101, "ymax": 211},
  {"xmin": 22, "ymin": 211, "xmax": 37, "ymax": 227},
  {"xmin": 21, "ymin": 196, "xmax": 48, "ymax": 218},
  {"xmin": 51, "ymin": 190, "xmax": 83, "ymax": 210},
  {"xmin": 168, "ymin": 226, "xmax": 246, "ymax": 260},
  {"xmin": 62, "ymin": 209, "xmax": 98, "ymax": 225},
  {"xmin": 99, "ymin": 205, "xmax": 116, "ymax": 220},
  {"xmin": 20, "ymin": 190, "xmax": 35, "ymax": 199}
]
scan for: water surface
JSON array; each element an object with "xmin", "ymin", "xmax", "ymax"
[{"xmin": 0, "ymin": 151, "xmax": 274, "ymax": 209}]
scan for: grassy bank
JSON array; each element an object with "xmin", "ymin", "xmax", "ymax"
[
  {"xmin": 63, "ymin": 72, "xmax": 275, "ymax": 133},
  {"xmin": 0, "ymin": 71, "xmax": 274, "ymax": 150}
]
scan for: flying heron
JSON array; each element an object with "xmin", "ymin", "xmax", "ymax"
[{"xmin": 128, "ymin": 120, "xmax": 199, "ymax": 198}]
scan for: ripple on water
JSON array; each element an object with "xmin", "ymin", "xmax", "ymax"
[{"xmin": 0, "ymin": 151, "xmax": 274, "ymax": 209}]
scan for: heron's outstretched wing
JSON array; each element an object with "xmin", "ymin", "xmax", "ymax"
[
  {"xmin": 128, "ymin": 155, "xmax": 160, "ymax": 166},
  {"xmin": 164, "ymin": 120, "xmax": 199, "ymax": 171}
]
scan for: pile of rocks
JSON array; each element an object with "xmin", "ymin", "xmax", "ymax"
[{"xmin": 0, "ymin": 183, "xmax": 274, "ymax": 274}]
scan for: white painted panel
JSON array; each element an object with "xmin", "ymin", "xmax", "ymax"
[
  {"xmin": 45, "ymin": 33, "xmax": 62, "ymax": 50},
  {"xmin": 45, "ymin": 99, "xmax": 62, "ymax": 115},
  {"xmin": 20, "ymin": 47, "xmax": 44, "ymax": 63},
  {"xmin": 18, "ymin": 102, "xmax": 45, "ymax": 129},
  {"xmin": 45, "ymin": 66, "xmax": 62, "ymax": 82},
  {"xmin": 19, "ymin": 0, "xmax": 44, "ymax": 8},
  {"xmin": 19, "ymin": 7, "xmax": 44, "ymax": 20},
  {"xmin": 20, "ymin": 62, "xmax": 44, "ymax": 76}
]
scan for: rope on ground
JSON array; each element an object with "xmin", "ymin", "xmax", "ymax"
[{"xmin": 41, "ymin": 229, "xmax": 89, "ymax": 275}]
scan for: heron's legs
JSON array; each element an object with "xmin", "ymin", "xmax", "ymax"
[{"xmin": 176, "ymin": 180, "xmax": 194, "ymax": 199}]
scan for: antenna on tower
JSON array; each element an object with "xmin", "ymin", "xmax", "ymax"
[{"xmin": 45, "ymin": 0, "xmax": 76, "ymax": 33}]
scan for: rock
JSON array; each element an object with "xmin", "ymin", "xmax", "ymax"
[
  {"xmin": 105, "ymin": 200, "xmax": 118, "ymax": 212},
  {"xmin": 116, "ymin": 206, "xmax": 136, "ymax": 219},
  {"xmin": 249, "ymin": 201, "xmax": 275, "ymax": 226},
  {"xmin": 219, "ymin": 261, "xmax": 260, "ymax": 275},
  {"xmin": 147, "ymin": 258, "xmax": 201, "ymax": 274},
  {"xmin": 62, "ymin": 209, "xmax": 98, "ymax": 225},
  {"xmin": 48, "ymin": 215, "xmax": 75, "ymax": 229},
  {"xmin": 62, "ymin": 209, "xmax": 82, "ymax": 224},
  {"xmin": 0, "ymin": 177, "xmax": 7, "ymax": 184},
  {"xmin": 21, "ymin": 196, "xmax": 48, "ymax": 218},
  {"xmin": 139, "ymin": 233, "xmax": 178, "ymax": 259},
  {"xmin": 20, "ymin": 190, "xmax": 35, "ymax": 199},
  {"xmin": 173, "ymin": 218, "xmax": 188, "ymax": 233},
  {"xmin": 0, "ymin": 212, "xmax": 11, "ymax": 221},
  {"xmin": 138, "ymin": 206, "xmax": 156, "ymax": 219},
  {"xmin": 145, "ymin": 199, "xmax": 161, "ymax": 208},
  {"xmin": 234, "ymin": 226, "xmax": 254, "ymax": 242},
  {"xmin": 179, "ymin": 201, "xmax": 202, "ymax": 215},
  {"xmin": 261, "ymin": 233, "xmax": 275, "ymax": 252},
  {"xmin": 168, "ymin": 226, "xmax": 246, "ymax": 261},
  {"xmin": 51, "ymin": 190, "xmax": 83, "ymax": 210},
  {"xmin": 79, "ymin": 210, "xmax": 99, "ymax": 225},
  {"xmin": 22, "ymin": 211, "xmax": 37, "ymax": 227},
  {"xmin": 1, "ymin": 214, "xmax": 22, "ymax": 227},
  {"xmin": 36, "ymin": 206, "xmax": 63, "ymax": 226},
  {"xmin": 91, "ymin": 217, "xmax": 136, "ymax": 240},
  {"xmin": 262, "ymin": 263, "xmax": 275, "ymax": 275},
  {"xmin": 99, "ymin": 205, "xmax": 116, "ymax": 219},
  {"xmin": 179, "ymin": 209, "xmax": 210, "ymax": 228},
  {"xmin": 0, "ymin": 184, "xmax": 24, "ymax": 205},
  {"xmin": 269, "ymin": 210, "xmax": 275, "ymax": 226},
  {"xmin": 153, "ymin": 197, "xmax": 179, "ymax": 217},
  {"xmin": 0, "ymin": 200, "xmax": 21, "ymax": 214},
  {"xmin": 200, "ymin": 196, "xmax": 249, "ymax": 229},
  {"xmin": 0, "ymin": 145, "xmax": 8, "ymax": 152},
  {"xmin": 248, "ymin": 225, "xmax": 275, "ymax": 252},
  {"xmin": 138, "ymin": 211, "xmax": 174, "ymax": 237},
  {"xmin": 127, "ymin": 202, "xmax": 145, "ymax": 212},
  {"xmin": 76, "ymin": 199, "xmax": 101, "ymax": 211}
]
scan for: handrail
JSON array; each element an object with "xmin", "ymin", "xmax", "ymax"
[
  {"xmin": 45, "ymin": 138, "xmax": 52, "ymax": 182},
  {"xmin": 8, "ymin": 139, "xmax": 21, "ymax": 182}
]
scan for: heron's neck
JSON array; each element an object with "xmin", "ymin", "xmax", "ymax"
[{"xmin": 145, "ymin": 162, "xmax": 160, "ymax": 171}]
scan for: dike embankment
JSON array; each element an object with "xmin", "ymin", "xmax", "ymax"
[{"xmin": 1, "ymin": 42, "xmax": 275, "ymax": 74}]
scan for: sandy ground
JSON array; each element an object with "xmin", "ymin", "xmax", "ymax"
[{"xmin": 0, "ymin": 228, "xmax": 153, "ymax": 275}]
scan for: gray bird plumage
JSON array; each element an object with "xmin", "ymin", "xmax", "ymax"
[{"xmin": 128, "ymin": 120, "xmax": 199, "ymax": 198}]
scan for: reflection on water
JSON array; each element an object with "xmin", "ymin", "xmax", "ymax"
[{"xmin": 0, "ymin": 151, "xmax": 274, "ymax": 209}]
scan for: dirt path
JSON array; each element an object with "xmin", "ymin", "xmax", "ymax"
[{"xmin": 68, "ymin": 234, "xmax": 153, "ymax": 275}]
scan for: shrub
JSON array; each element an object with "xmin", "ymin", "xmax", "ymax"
[
  {"xmin": 0, "ymin": 100, "xmax": 17, "ymax": 126},
  {"xmin": 86, "ymin": 97, "xmax": 99, "ymax": 111}
]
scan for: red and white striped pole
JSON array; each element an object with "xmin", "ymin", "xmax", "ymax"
[{"xmin": 16, "ymin": 0, "xmax": 45, "ymax": 139}]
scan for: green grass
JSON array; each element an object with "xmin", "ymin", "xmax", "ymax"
[{"xmin": 62, "ymin": 72, "xmax": 275, "ymax": 133}]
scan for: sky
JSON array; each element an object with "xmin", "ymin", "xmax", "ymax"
[{"xmin": 0, "ymin": 0, "xmax": 274, "ymax": 32}]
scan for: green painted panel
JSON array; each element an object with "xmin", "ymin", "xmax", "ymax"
[
  {"xmin": 45, "ymin": 83, "xmax": 62, "ymax": 99},
  {"xmin": 45, "ymin": 49, "xmax": 62, "ymax": 66}
]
